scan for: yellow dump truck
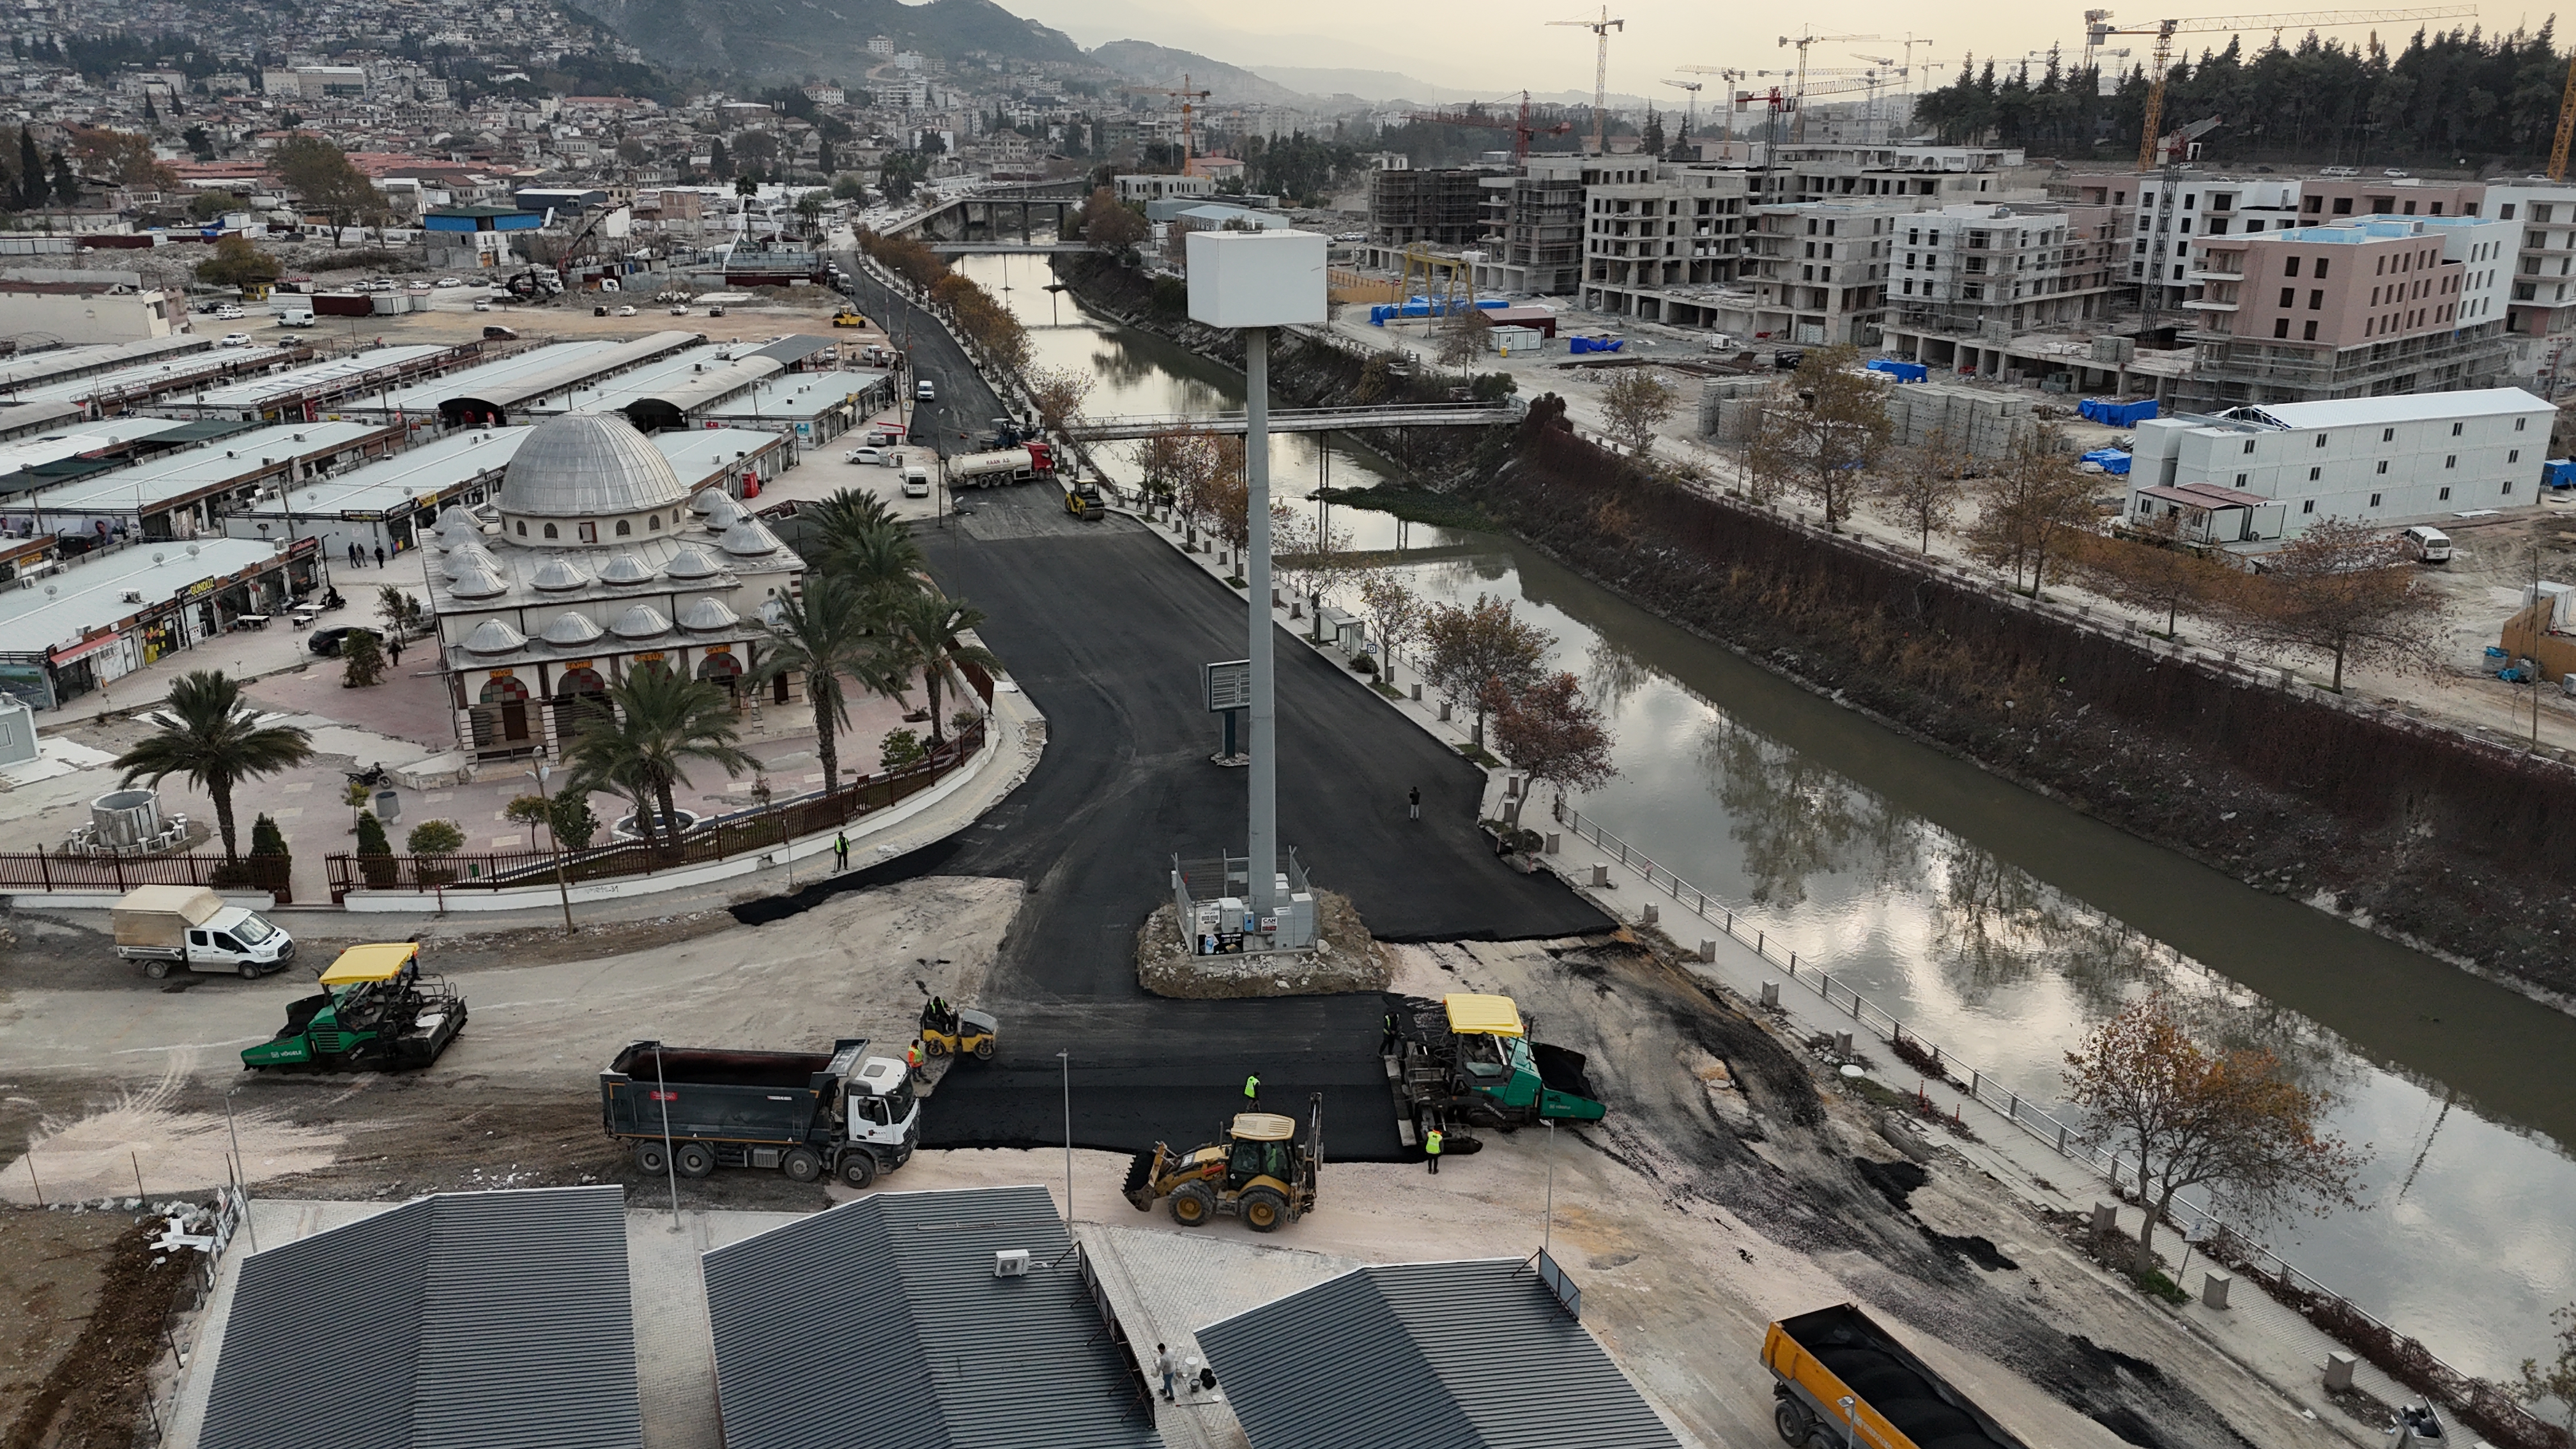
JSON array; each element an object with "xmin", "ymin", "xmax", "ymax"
[{"xmin": 1765, "ymin": 1304, "xmax": 2028, "ymax": 1449}]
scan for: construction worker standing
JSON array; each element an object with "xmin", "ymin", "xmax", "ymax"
[
  {"xmin": 1425, "ymin": 1126, "xmax": 1444, "ymax": 1175},
  {"xmin": 907, "ymin": 1043, "xmax": 925, "ymax": 1084},
  {"xmin": 1242, "ymin": 1073, "xmax": 1260, "ymax": 1112}
]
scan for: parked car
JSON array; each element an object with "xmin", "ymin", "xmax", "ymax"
[
  {"xmin": 845, "ymin": 446, "xmax": 884, "ymax": 465},
  {"xmin": 483, "ymin": 325, "xmax": 519, "ymax": 340},
  {"xmin": 217, "ymin": 332, "xmax": 252, "ymax": 347},
  {"xmin": 616, "ymin": 304, "xmax": 637, "ymax": 316},
  {"xmin": 215, "ymin": 304, "xmax": 245, "ymax": 320},
  {"xmin": 2400, "ymin": 525, "xmax": 2454, "ymax": 564},
  {"xmin": 670, "ymin": 304, "xmax": 689, "ymax": 315},
  {"xmin": 434, "ymin": 276, "xmax": 464, "ymax": 288},
  {"xmin": 307, "ymin": 625, "xmax": 381, "ymax": 657},
  {"xmin": 472, "ymin": 300, "xmax": 491, "ymax": 312}
]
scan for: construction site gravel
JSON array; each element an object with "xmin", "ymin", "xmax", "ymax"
[{"xmin": 0, "ymin": 871, "xmax": 2375, "ymax": 1449}]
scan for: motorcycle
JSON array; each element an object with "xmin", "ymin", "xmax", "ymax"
[
  {"xmin": 344, "ymin": 762, "xmax": 391, "ymax": 788},
  {"xmin": 316, "ymin": 587, "xmax": 347, "ymax": 611}
]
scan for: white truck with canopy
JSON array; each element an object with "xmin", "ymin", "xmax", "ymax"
[{"xmin": 112, "ymin": 885, "xmax": 295, "ymax": 979}]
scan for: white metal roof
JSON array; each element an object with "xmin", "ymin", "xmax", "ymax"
[
  {"xmin": 652, "ymin": 427, "xmax": 785, "ymax": 489},
  {"xmin": 240, "ymin": 427, "xmax": 532, "ymax": 519},
  {"xmin": 0, "ymin": 336, "xmax": 207, "ymax": 390},
  {"xmin": 2247, "ymin": 388, "xmax": 2555, "ymax": 431},
  {"xmin": 704, "ymin": 370, "xmax": 891, "ymax": 423},
  {"xmin": 369, "ymin": 341, "xmax": 624, "ymax": 411},
  {"xmin": 3, "ymin": 350, "xmax": 259, "ymax": 404},
  {"xmin": 0, "ymin": 535, "xmax": 280, "ymax": 656},
  {"xmin": 5, "ymin": 421, "xmax": 383, "ymax": 512},
  {"xmin": 188, "ymin": 344, "xmax": 451, "ymax": 407},
  {"xmin": 518, "ymin": 344, "xmax": 772, "ymax": 417},
  {"xmin": 0, "ymin": 417, "xmax": 199, "ymax": 473}
]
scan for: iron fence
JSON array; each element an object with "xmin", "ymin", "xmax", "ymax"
[
  {"xmin": 1552, "ymin": 798, "xmax": 2518, "ymax": 1417},
  {"xmin": 0, "ymin": 849, "xmax": 292, "ymax": 903},
  {"xmin": 325, "ymin": 721, "xmax": 985, "ymax": 903}
]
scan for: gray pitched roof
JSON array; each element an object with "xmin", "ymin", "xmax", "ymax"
[
  {"xmin": 1194, "ymin": 1259, "xmax": 1680, "ymax": 1449},
  {"xmin": 702, "ymin": 1185, "xmax": 1162, "ymax": 1449},
  {"xmin": 201, "ymin": 1184, "xmax": 641, "ymax": 1449}
]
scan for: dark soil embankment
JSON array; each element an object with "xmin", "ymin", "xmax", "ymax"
[{"xmin": 1055, "ymin": 256, "xmax": 2576, "ymax": 1002}]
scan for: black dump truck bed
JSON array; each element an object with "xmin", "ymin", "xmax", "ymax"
[
  {"xmin": 601, "ymin": 1039, "xmax": 864, "ymax": 1144},
  {"xmin": 1765, "ymin": 1303, "xmax": 2029, "ymax": 1449}
]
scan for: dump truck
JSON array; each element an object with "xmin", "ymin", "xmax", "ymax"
[
  {"xmin": 1122, "ymin": 1094, "xmax": 1320, "ymax": 1232},
  {"xmin": 1765, "ymin": 1303, "xmax": 2030, "ymax": 1449},
  {"xmin": 1385, "ymin": 992, "xmax": 1606, "ymax": 1142},
  {"xmin": 600, "ymin": 1038, "xmax": 917, "ymax": 1188},
  {"xmin": 240, "ymin": 943, "xmax": 464, "ymax": 1071},
  {"xmin": 114, "ymin": 885, "xmax": 295, "ymax": 979}
]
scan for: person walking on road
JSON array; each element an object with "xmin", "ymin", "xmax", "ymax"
[
  {"xmin": 1425, "ymin": 1126, "xmax": 1444, "ymax": 1174},
  {"xmin": 1242, "ymin": 1073, "xmax": 1260, "ymax": 1113},
  {"xmin": 374, "ymin": 544, "xmax": 387, "ymax": 568},
  {"xmin": 347, "ymin": 541, "xmax": 362, "ymax": 569},
  {"xmin": 834, "ymin": 831, "xmax": 850, "ymax": 871},
  {"xmin": 1407, "ymin": 785, "xmax": 1420, "ymax": 821},
  {"xmin": 1156, "ymin": 1343, "xmax": 1179, "ymax": 1402},
  {"xmin": 1381, "ymin": 1013, "xmax": 1399, "ymax": 1054},
  {"xmin": 387, "ymin": 636, "xmax": 402, "ymax": 670}
]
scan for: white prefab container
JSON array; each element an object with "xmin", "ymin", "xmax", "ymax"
[
  {"xmin": 1185, "ymin": 229, "xmax": 1327, "ymax": 328},
  {"xmin": 1489, "ymin": 325, "xmax": 1544, "ymax": 354}
]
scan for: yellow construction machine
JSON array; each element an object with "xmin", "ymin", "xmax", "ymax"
[
  {"xmin": 917, "ymin": 998, "xmax": 999, "ymax": 1061},
  {"xmin": 1122, "ymin": 1094, "xmax": 1320, "ymax": 1232}
]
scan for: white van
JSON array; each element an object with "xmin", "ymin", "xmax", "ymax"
[
  {"xmin": 277, "ymin": 309, "xmax": 316, "ymax": 327},
  {"xmin": 901, "ymin": 465, "xmax": 932, "ymax": 499},
  {"xmin": 2400, "ymin": 525, "xmax": 2453, "ymax": 564}
]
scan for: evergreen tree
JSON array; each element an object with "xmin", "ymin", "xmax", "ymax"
[
  {"xmin": 143, "ymin": 89, "xmax": 157, "ymax": 123},
  {"xmin": 50, "ymin": 151, "xmax": 77, "ymax": 207},
  {"xmin": 17, "ymin": 127, "xmax": 39, "ymax": 209}
]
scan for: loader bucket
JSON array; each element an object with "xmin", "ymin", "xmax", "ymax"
[{"xmin": 1121, "ymin": 1147, "xmax": 1162, "ymax": 1211}]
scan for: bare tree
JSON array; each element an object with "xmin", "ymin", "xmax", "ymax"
[
  {"xmin": 1965, "ymin": 432, "xmax": 2098, "ymax": 594},
  {"xmin": 2074, "ymin": 512, "xmax": 2235, "ymax": 638},
  {"xmin": 1483, "ymin": 671, "xmax": 1616, "ymax": 811},
  {"xmin": 1025, "ymin": 365, "xmax": 1094, "ymax": 436},
  {"xmin": 1358, "ymin": 574, "xmax": 1428, "ymax": 687},
  {"xmin": 1871, "ymin": 424, "xmax": 1973, "ymax": 553},
  {"xmin": 2063, "ymin": 992, "xmax": 2364, "ymax": 1277},
  {"xmin": 1422, "ymin": 594, "xmax": 1554, "ymax": 746},
  {"xmin": 1599, "ymin": 369, "xmax": 1676, "ymax": 454},
  {"xmin": 1271, "ymin": 505, "xmax": 1355, "ymax": 636},
  {"xmin": 1077, "ymin": 185, "xmax": 1148, "ymax": 251},
  {"xmin": 1747, "ymin": 344, "xmax": 1892, "ymax": 530},
  {"xmin": 1435, "ymin": 305, "xmax": 1491, "ymax": 378},
  {"xmin": 2221, "ymin": 518, "xmax": 2446, "ymax": 692}
]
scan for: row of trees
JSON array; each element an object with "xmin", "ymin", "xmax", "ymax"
[
  {"xmin": 1743, "ymin": 347, "xmax": 2446, "ymax": 692},
  {"xmin": 857, "ymin": 228, "xmax": 1031, "ymax": 372},
  {"xmin": 1916, "ymin": 26, "xmax": 2576, "ymax": 167}
]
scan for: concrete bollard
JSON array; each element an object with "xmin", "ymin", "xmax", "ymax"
[
  {"xmin": 1588, "ymin": 863, "xmax": 1609, "ymax": 887},
  {"xmin": 1505, "ymin": 776, "xmax": 1521, "ymax": 797},
  {"xmin": 2202, "ymin": 1270, "xmax": 2233, "ymax": 1310},
  {"xmin": 1698, "ymin": 939, "xmax": 1717, "ymax": 962},
  {"xmin": 1438, "ymin": 701, "xmax": 1452, "ymax": 721},
  {"xmin": 1544, "ymin": 833, "xmax": 1561, "ymax": 855},
  {"xmin": 1760, "ymin": 981, "xmax": 1781, "ymax": 1008},
  {"xmin": 2322, "ymin": 1353, "xmax": 2357, "ymax": 1392},
  {"xmin": 1410, "ymin": 684, "xmax": 1422, "ymax": 702},
  {"xmin": 2090, "ymin": 1201, "xmax": 2118, "ymax": 1242},
  {"xmin": 1833, "ymin": 1031, "xmax": 1854, "ymax": 1057},
  {"xmin": 1501, "ymin": 801, "xmax": 1520, "ymax": 826},
  {"xmin": 1642, "ymin": 903, "xmax": 1659, "ymax": 925}
]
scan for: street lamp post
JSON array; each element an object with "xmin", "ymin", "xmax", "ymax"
[{"xmin": 523, "ymin": 763, "xmax": 575, "ymax": 933}]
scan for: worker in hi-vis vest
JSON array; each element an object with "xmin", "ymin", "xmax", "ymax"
[{"xmin": 1425, "ymin": 1126, "xmax": 1444, "ymax": 1174}]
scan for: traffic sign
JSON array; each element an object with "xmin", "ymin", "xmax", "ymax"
[{"xmin": 1204, "ymin": 658, "xmax": 1251, "ymax": 713}]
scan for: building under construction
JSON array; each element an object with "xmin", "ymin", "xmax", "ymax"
[{"xmin": 1367, "ymin": 167, "xmax": 1492, "ymax": 247}]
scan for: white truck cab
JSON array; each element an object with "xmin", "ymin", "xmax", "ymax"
[
  {"xmin": 845, "ymin": 1055, "xmax": 921, "ymax": 1163},
  {"xmin": 112, "ymin": 885, "xmax": 296, "ymax": 979}
]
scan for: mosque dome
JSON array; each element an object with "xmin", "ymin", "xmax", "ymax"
[{"xmin": 497, "ymin": 413, "xmax": 687, "ymax": 519}]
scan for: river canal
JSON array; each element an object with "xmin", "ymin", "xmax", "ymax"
[{"xmin": 958, "ymin": 250, "xmax": 2576, "ymax": 1382}]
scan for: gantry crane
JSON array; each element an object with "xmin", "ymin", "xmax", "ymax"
[
  {"xmin": 1660, "ymin": 79, "xmax": 1701, "ymax": 158},
  {"xmin": 1549, "ymin": 5, "xmax": 1626, "ymax": 155},
  {"xmin": 1777, "ymin": 27, "xmax": 1882, "ymax": 141},
  {"xmin": 1119, "ymin": 74, "xmax": 1215, "ymax": 174},
  {"xmin": 2083, "ymin": 8, "xmax": 2476, "ymax": 171},
  {"xmin": 1404, "ymin": 92, "xmax": 1575, "ymax": 162}
]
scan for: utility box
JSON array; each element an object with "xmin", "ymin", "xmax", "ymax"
[
  {"xmin": 1186, "ymin": 229, "xmax": 1326, "ymax": 328},
  {"xmin": 0, "ymin": 696, "xmax": 36, "ymax": 769}
]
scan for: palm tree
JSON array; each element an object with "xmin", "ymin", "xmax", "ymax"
[
  {"xmin": 749, "ymin": 570, "xmax": 881, "ymax": 792},
  {"xmin": 562, "ymin": 667, "xmax": 755, "ymax": 854},
  {"xmin": 803, "ymin": 489, "xmax": 924, "ymax": 595},
  {"xmin": 113, "ymin": 670, "xmax": 314, "ymax": 861},
  {"xmin": 885, "ymin": 591, "xmax": 1000, "ymax": 746}
]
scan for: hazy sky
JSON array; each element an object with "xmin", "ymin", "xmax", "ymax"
[{"xmin": 1000, "ymin": 0, "xmax": 2481, "ymax": 101}]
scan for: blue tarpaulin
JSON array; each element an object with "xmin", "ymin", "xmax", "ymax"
[
  {"xmin": 2081, "ymin": 447, "xmax": 2133, "ymax": 475},
  {"xmin": 1568, "ymin": 335, "xmax": 1625, "ymax": 354},
  {"xmin": 2545, "ymin": 459, "xmax": 2576, "ymax": 489},
  {"xmin": 2078, "ymin": 397, "xmax": 2159, "ymax": 427},
  {"xmin": 1865, "ymin": 358, "xmax": 1928, "ymax": 383},
  {"xmin": 1368, "ymin": 297, "xmax": 1510, "ymax": 326}
]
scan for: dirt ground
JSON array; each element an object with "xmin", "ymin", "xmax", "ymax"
[
  {"xmin": 0, "ymin": 877, "xmax": 2364, "ymax": 1449},
  {"xmin": 0, "ymin": 1211, "xmax": 128, "ymax": 1441},
  {"xmin": 0, "ymin": 1213, "xmax": 198, "ymax": 1449}
]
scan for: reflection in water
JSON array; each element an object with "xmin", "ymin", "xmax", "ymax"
[
  {"xmin": 1584, "ymin": 635, "xmax": 1655, "ymax": 716},
  {"xmin": 1698, "ymin": 717, "xmax": 1915, "ymax": 907}
]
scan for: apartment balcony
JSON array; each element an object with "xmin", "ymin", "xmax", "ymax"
[
  {"xmin": 2181, "ymin": 295, "xmax": 2239, "ymax": 311},
  {"xmin": 2187, "ymin": 265, "xmax": 2244, "ymax": 282}
]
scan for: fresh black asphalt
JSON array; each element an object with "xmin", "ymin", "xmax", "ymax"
[{"xmin": 746, "ymin": 250, "xmax": 1604, "ymax": 1162}]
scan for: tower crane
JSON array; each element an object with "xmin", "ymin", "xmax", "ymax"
[
  {"xmin": 1404, "ymin": 92, "xmax": 1575, "ymax": 162},
  {"xmin": 1660, "ymin": 79, "xmax": 1702, "ymax": 158},
  {"xmin": 2082, "ymin": 7, "xmax": 2476, "ymax": 171},
  {"xmin": 1777, "ymin": 27, "xmax": 1882, "ymax": 141},
  {"xmin": 1548, "ymin": 5, "xmax": 1626, "ymax": 155},
  {"xmin": 1117, "ymin": 74, "xmax": 1215, "ymax": 173},
  {"xmin": 2550, "ymin": 50, "xmax": 2576, "ymax": 180},
  {"xmin": 1673, "ymin": 66, "xmax": 1748, "ymax": 137}
]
